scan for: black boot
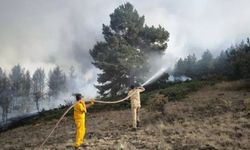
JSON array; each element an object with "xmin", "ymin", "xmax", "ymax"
[
  {"xmin": 132, "ymin": 127, "xmax": 137, "ymax": 131},
  {"xmin": 75, "ymin": 147, "xmax": 80, "ymax": 150},
  {"xmin": 81, "ymin": 143, "xmax": 87, "ymax": 148},
  {"xmin": 137, "ymin": 120, "xmax": 141, "ymax": 127}
]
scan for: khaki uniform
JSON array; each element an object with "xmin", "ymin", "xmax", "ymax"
[{"xmin": 128, "ymin": 87, "xmax": 145, "ymax": 128}]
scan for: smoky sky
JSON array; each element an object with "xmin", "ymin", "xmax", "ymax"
[{"xmin": 0, "ymin": 0, "xmax": 250, "ymax": 74}]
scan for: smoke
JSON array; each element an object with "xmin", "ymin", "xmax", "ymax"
[
  {"xmin": 0, "ymin": 0, "xmax": 250, "ymax": 124},
  {"xmin": 0, "ymin": 0, "xmax": 250, "ymax": 95},
  {"xmin": 1, "ymin": 0, "xmax": 250, "ymax": 70},
  {"xmin": 168, "ymin": 75, "xmax": 192, "ymax": 82},
  {"xmin": 133, "ymin": 0, "xmax": 250, "ymax": 58},
  {"xmin": 0, "ymin": 0, "xmax": 110, "ymax": 74}
]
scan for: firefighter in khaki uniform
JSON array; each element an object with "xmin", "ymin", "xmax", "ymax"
[
  {"xmin": 128, "ymin": 85, "xmax": 145, "ymax": 130},
  {"xmin": 73, "ymin": 94, "xmax": 94, "ymax": 150}
]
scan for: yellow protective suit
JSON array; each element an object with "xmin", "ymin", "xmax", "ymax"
[{"xmin": 74, "ymin": 100, "xmax": 87, "ymax": 148}]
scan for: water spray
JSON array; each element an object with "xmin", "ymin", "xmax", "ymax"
[
  {"xmin": 39, "ymin": 67, "xmax": 168, "ymax": 149},
  {"xmin": 142, "ymin": 67, "xmax": 167, "ymax": 86}
]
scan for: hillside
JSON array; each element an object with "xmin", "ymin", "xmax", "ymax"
[{"xmin": 0, "ymin": 81, "xmax": 249, "ymax": 150}]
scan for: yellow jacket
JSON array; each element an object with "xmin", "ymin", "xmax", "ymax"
[{"xmin": 74, "ymin": 100, "xmax": 86, "ymax": 120}]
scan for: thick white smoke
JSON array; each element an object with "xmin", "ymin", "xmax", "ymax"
[{"xmin": 1, "ymin": 0, "xmax": 250, "ymax": 122}]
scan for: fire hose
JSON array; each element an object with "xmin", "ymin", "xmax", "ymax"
[
  {"xmin": 39, "ymin": 67, "xmax": 166, "ymax": 149},
  {"xmin": 38, "ymin": 91, "xmax": 136, "ymax": 149}
]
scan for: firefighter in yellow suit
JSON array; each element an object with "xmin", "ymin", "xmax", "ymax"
[{"xmin": 74, "ymin": 93, "xmax": 94, "ymax": 150}]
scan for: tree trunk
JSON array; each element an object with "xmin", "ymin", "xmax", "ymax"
[{"xmin": 35, "ymin": 100, "xmax": 39, "ymax": 112}]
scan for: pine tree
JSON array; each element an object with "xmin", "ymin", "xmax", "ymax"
[
  {"xmin": 48, "ymin": 66, "xmax": 67, "ymax": 98},
  {"xmin": 9, "ymin": 64, "xmax": 24, "ymax": 97},
  {"xmin": 90, "ymin": 3, "xmax": 169, "ymax": 97}
]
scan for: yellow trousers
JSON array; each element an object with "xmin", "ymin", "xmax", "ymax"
[{"xmin": 74, "ymin": 118, "xmax": 86, "ymax": 148}]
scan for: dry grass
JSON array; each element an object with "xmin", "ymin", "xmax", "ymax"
[
  {"xmin": 161, "ymin": 81, "xmax": 250, "ymax": 150},
  {"xmin": 244, "ymin": 98, "xmax": 250, "ymax": 110},
  {"xmin": 0, "ymin": 81, "xmax": 249, "ymax": 150},
  {"xmin": 214, "ymin": 80, "xmax": 250, "ymax": 91}
]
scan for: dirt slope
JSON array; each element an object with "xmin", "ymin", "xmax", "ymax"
[{"xmin": 0, "ymin": 81, "xmax": 249, "ymax": 150}]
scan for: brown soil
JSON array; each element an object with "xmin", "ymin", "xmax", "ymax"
[{"xmin": 0, "ymin": 81, "xmax": 249, "ymax": 150}]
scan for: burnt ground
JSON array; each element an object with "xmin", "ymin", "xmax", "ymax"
[{"xmin": 0, "ymin": 81, "xmax": 250, "ymax": 150}]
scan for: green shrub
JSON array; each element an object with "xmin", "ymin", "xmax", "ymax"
[{"xmin": 141, "ymin": 80, "xmax": 216, "ymax": 111}]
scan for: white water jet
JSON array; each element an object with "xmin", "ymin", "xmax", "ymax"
[{"xmin": 142, "ymin": 67, "xmax": 167, "ymax": 86}]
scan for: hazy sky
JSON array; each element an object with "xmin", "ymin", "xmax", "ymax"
[{"xmin": 0, "ymin": 0, "xmax": 250, "ymax": 75}]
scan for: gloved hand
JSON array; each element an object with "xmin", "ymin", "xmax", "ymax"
[{"xmin": 90, "ymin": 99, "xmax": 95, "ymax": 105}]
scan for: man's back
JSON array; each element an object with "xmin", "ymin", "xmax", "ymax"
[
  {"xmin": 74, "ymin": 100, "xmax": 86, "ymax": 120},
  {"xmin": 128, "ymin": 87, "xmax": 145, "ymax": 108}
]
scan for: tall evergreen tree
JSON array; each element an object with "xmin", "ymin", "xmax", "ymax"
[
  {"xmin": 227, "ymin": 39, "xmax": 250, "ymax": 79},
  {"xmin": 174, "ymin": 58, "xmax": 185, "ymax": 76},
  {"xmin": 22, "ymin": 71, "xmax": 31, "ymax": 97},
  {"xmin": 174, "ymin": 54, "xmax": 197, "ymax": 78},
  {"xmin": 32, "ymin": 68, "xmax": 45, "ymax": 112},
  {"xmin": 9, "ymin": 64, "xmax": 24, "ymax": 97},
  {"xmin": 196, "ymin": 50, "xmax": 214, "ymax": 78},
  {"xmin": 0, "ymin": 68, "xmax": 12, "ymax": 123},
  {"xmin": 214, "ymin": 51, "xmax": 233, "ymax": 78},
  {"xmin": 48, "ymin": 66, "xmax": 67, "ymax": 98},
  {"xmin": 90, "ymin": 3, "xmax": 169, "ymax": 97}
]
